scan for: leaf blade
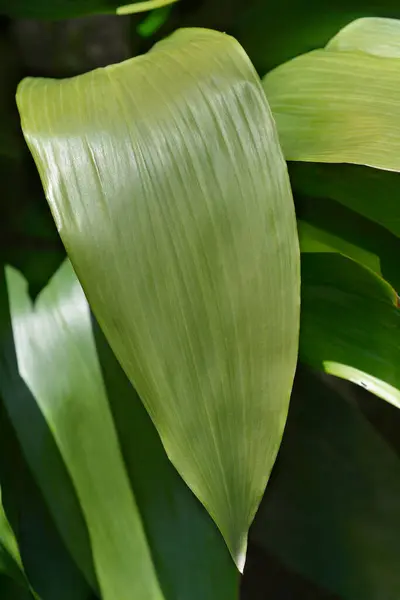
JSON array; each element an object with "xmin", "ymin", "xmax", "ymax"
[{"xmin": 17, "ymin": 28, "xmax": 300, "ymax": 567}]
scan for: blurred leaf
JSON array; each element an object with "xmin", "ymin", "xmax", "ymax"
[
  {"xmin": 0, "ymin": 576, "xmax": 34, "ymax": 600},
  {"xmin": 233, "ymin": 0, "xmax": 400, "ymax": 74},
  {"xmin": 295, "ymin": 193, "xmax": 400, "ymax": 292},
  {"xmin": 17, "ymin": 28, "xmax": 300, "ymax": 568},
  {"xmin": 289, "ymin": 162, "xmax": 400, "ymax": 239},
  {"xmin": 5, "ymin": 259, "xmax": 238, "ymax": 600},
  {"xmin": 300, "ymin": 253, "xmax": 400, "ymax": 409},
  {"xmin": 263, "ymin": 45, "xmax": 400, "ymax": 170},
  {"xmin": 137, "ymin": 5, "xmax": 173, "ymax": 37},
  {"xmin": 253, "ymin": 367, "xmax": 400, "ymax": 600},
  {"xmin": 327, "ymin": 16, "xmax": 400, "ymax": 56},
  {"xmin": 1, "ymin": 0, "xmax": 171, "ymax": 18}
]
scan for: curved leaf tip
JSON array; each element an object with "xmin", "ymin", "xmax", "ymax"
[{"xmin": 17, "ymin": 27, "xmax": 300, "ymax": 570}]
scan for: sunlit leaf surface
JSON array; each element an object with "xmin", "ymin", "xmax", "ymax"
[
  {"xmin": 264, "ymin": 31, "xmax": 400, "ymax": 171},
  {"xmin": 17, "ymin": 28, "xmax": 300, "ymax": 568}
]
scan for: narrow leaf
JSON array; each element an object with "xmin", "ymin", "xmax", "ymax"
[
  {"xmin": 5, "ymin": 260, "xmax": 238, "ymax": 600},
  {"xmin": 253, "ymin": 367, "xmax": 400, "ymax": 600},
  {"xmin": 17, "ymin": 27, "xmax": 300, "ymax": 568},
  {"xmin": 300, "ymin": 253, "xmax": 400, "ymax": 409}
]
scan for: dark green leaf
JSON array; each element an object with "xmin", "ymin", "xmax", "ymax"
[
  {"xmin": 295, "ymin": 193, "xmax": 400, "ymax": 293},
  {"xmin": 300, "ymin": 253, "xmax": 400, "ymax": 408},
  {"xmin": 0, "ymin": 390, "xmax": 92, "ymax": 600},
  {"xmin": 253, "ymin": 367, "xmax": 400, "ymax": 600},
  {"xmin": 290, "ymin": 162, "xmax": 400, "ymax": 239},
  {"xmin": 17, "ymin": 28, "xmax": 300, "ymax": 568}
]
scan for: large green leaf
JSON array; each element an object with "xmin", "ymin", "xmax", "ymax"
[
  {"xmin": 300, "ymin": 253, "xmax": 400, "ymax": 409},
  {"xmin": 4, "ymin": 260, "xmax": 238, "ymax": 600},
  {"xmin": 0, "ymin": 0, "xmax": 176, "ymax": 18},
  {"xmin": 17, "ymin": 28, "xmax": 300, "ymax": 568},
  {"xmin": 263, "ymin": 44, "xmax": 400, "ymax": 170},
  {"xmin": 253, "ymin": 367, "xmax": 400, "ymax": 600}
]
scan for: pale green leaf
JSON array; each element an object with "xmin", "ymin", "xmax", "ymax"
[
  {"xmin": 263, "ymin": 46, "xmax": 400, "ymax": 170},
  {"xmin": 5, "ymin": 260, "xmax": 237, "ymax": 600},
  {"xmin": 17, "ymin": 28, "xmax": 300, "ymax": 569},
  {"xmin": 327, "ymin": 17, "xmax": 400, "ymax": 57},
  {"xmin": 300, "ymin": 253, "xmax": 400, "ymax": 409}
]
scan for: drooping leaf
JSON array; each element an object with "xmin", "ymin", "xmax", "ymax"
[
  {"xmin": 17, "ymin": 28, "xmax": 300, "ymax": 568},
  {"xmin": 289, "ymin": 162, "xmax": 400, "ymax": 239},
  {"xmin": 0, "ymin": 0, "xmax": 175, "ymax": 18},
  {"xmin": 263, "ymin": 45, "xmax": 400, "ymax": 170},
  {"xmin": 4, "ymin": 260, "xmax": 238, "ymax": 600},
  {"xmin": 300, "ymin": 253, "xmax": 400, "ymax": 409},
  {"xmin": 295, "ymin": 194, "xmax": 400, "ymax": 292},
  {"xmin": 327, "ymin": 16, "xmax": 400, "ymax": 56},
  {"xmin": 253, "ymin": 367, "xmax": 400, "ymax": 600}
]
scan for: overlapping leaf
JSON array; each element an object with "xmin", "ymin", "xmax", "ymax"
[
  {"xmin": 17, "ymin": 27, "xmax": 300, "ymax": 569},
  {"xmin": 253, "ymin": 367, "xmax": 400, "ymax": 600},
  {"xmin": 300, "ymin": 253, "xmax": 400, "ymax": 409},
  {"xmin": 3, "ymin": 260, "xmax": 238, "ymax": 600}
]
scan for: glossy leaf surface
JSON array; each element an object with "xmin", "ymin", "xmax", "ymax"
[
  {"xmin": 253, "ymin": 368, "xmax": 400, "ymax": 600},
  {"xmin": 17, "ymin": 28, "xmax": 300, "ymax": 567},
  {"xmin": 300, "ymin": 254, "xmax": 400, "ymax": 409},
  {"xmin": 4, "ymin": 260, "xmax": 238, "ymax": 600}
]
